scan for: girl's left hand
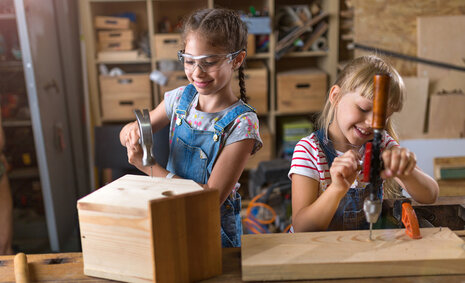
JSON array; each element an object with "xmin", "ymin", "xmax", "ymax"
[{"xmin": 381, "ymin": 147, "xmax": 416, "ymax": 179}]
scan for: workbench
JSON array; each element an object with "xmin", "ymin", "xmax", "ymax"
[
  {"xmin": 1, "ymin": 196, "xmax": 464, "ymax": 282},
  {"xmin": 1, "ymin": 247, "xmax": 465, "ymax": 283}
]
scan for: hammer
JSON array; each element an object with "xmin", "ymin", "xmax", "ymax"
[{"xmin": 134, "ymin": 109, "xmax": 155, "ymax": 171}]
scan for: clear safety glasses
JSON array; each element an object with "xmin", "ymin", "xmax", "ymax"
[{"xmin": 177, "ymin": 49, "xmax": 243, "ymax": 73}]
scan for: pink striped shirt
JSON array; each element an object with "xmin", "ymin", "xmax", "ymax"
[{"xmin": 288, "ymin": 131, "xmax": 399, "ymax": 194}]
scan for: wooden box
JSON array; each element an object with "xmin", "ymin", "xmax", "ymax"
[
  {"xmin": 98, "ymin": 40, "xmax": 133, "ymax": 51},
  {"xmin": 244, "ymin": 122, "xmax": 272, "ymax": 169},
  {"xmin": 100, "ymin": 74, "xmax": 151, "ymax": 121},
  {"xmin": 98, "ymin": 29, "xmax": 134, "ymax": 42},
  {"xmin": 100, "ymin": 74, "xmax": 150, "ymax": 94},
  {"xmin": 232, "ymin": 61, "xmax": 268, "ymax": 115},
  {"xmin": 95, "ymin": 16, "xmax": 130, "ymax": 30},
  {"xmin": 77, "ymin": 174, "xmax": 222, "ymax": 283},
  {"xmin": 158, "ymin": 71, "xmax": 189, "ymax": 102},
  {"xmin": 101, "ymin": 93, "xmax": 150, "ymax": 121},
  {"xmin": 153, "ymin": 33, "xmax": 182, "ymax": 59},
  {"xmin": 277, "ymin": 68, "xmax": 327, "ymax": 113}
]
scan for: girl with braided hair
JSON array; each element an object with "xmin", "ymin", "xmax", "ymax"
[{"xmin": 120, "ymin": 8, "xmax": 262, "ymax": 247}]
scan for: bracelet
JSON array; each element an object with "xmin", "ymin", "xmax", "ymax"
[{"xmin": 166, "ymin": 172, "xmax": 175, "ymax": 179}]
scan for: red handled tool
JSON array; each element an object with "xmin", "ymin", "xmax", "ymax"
[{"xmin": 363, "ymin": 74, "xmax": 390, "ymax": 240}]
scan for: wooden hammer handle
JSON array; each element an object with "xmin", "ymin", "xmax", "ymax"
[
  {"xmin": 372, "ymin": 74, "xmax": 390, "ymax": 130},
  {"xmin": 14, "ymin": 253, "xmax": 30, "ymax": 283}
]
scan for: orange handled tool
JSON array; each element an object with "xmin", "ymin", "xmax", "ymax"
[{"xmin": 401, "ymin": 202, "xmax": 422, "ymax": 239}]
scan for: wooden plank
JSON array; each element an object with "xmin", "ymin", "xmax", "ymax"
[
  {"xmin": 150, "ymin": 189, "xmax": 222, "ymax": 283},
  {"xmin": 417, "ymin": 15, "xmax": 465, "ymax": 95},
  {"xmin": 391, "ymin": 77, "xmax": 428, "ymax": 140},
  {"xmin": 353, "ymin": 0, "xmax": 465, "ymax": 76},
  {"xmin": 427, "ymin": 94, "xmax": 465, "ymax": 138},
  {"xmin": 437, "ymin": 180, "xmax": 465, "ymax": 197},
  {"xmin": 242, "ymin": 227, "xmax": 465, "ymax": 281}
]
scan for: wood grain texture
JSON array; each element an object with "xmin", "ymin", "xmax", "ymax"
[
  {"xmin": 77, "ymin": 174, "xmax": 216, "ymax": 283},
  {"xmin": 150, "ymin": 189, "xmax": 222, "ymax": 283},
  {"xmin": 353, "ymin": 0, "xmax": 465, "ymax": 76},
  {"xmin": 391, "ymin": 77, "xmax": 429, "ymax": 140},
  {"xmin": 242, "ymin": 227, "xmax": 465, "ymax": 281},
  {"xmin": 417, "ymin": 15, "xmax": 465, "ymax": 95}
]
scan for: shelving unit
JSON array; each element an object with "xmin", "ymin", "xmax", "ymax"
[
  {"xmin": 79, "ymin": 0, "xmax": 339, "ymax": 169},
  {"xmin": 0, "ymin": 3, "xmax": 48, "ymax": 253}
]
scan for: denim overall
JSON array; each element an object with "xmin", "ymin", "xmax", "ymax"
[
  {"xmin": 316, "ymin": 129, "xmax": 383, "ymax": 230},
  {"xmin": 166, "ymin": 84, "xmax": 255, "ymax": 247}
]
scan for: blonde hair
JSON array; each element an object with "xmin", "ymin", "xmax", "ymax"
[{"xmin": 318, "ymin": 55, "xmax": 406, "ymax": 199}]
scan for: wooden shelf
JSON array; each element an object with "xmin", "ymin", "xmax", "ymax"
[
  {"xmin": 96, "ymin": 58, "xmax": 151, "ymax": 64},
  {"xmin": 0, "ymin": 61, "xmax": 23, "ymax": 71},
  {"xmin": 2, "ymin": 119, "xmax": 32, "ymax": 127},
  {"xmin": 283, "ymin": 50, "xmax": 328, "ymax": 58},
  {"xmin": 0, "ymin": 14, "xmax": 15, "ymax": 20},
  {"xmin": 80, "ymin": 0, "xmax": 339, "ymax": 167},
  {"xmin": 8, "ymin": 167, "xmax": 40, "ymax": 180}
]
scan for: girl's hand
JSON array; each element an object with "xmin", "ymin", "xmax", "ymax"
[
  {"xmin": 381, "ymin": 147, "xmax": 416, "ymax": 179},
  {"xmin": 121, "ymin": 121, "xmax": 144, "ymax": 167},
  {"xmin": 329, "ymin": 149, "xmax": 361, "ymax": 193}
]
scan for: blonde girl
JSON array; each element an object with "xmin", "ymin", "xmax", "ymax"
[{"xmin": 289, "ymin": 55, "xmax": 438, "ymax": 232}]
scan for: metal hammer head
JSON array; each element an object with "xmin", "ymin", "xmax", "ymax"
[{"xmin": 134, "ymin": 109, "xmax": 155, "ymax": 166}]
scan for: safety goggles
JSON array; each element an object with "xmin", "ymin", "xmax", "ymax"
[{"xmin": 177, "ymin": 49, "xmax": 243, "ymax": 73}]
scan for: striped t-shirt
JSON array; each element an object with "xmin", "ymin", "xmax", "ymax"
[{"xmin": 288, "ymin": 130, "xmax": 399, "ymax": 195}]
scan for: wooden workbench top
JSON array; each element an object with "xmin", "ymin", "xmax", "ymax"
[{"xmin": 1, "ymin": 247, "xmax": 465, "ymax": 282}]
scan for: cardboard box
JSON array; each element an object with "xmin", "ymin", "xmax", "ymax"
[
  {"xmin": 98, "ymin": 29, "xmax": 134, "ymax": 42},
  {"xmin": 277, "ymin": 68, "xmax": 327, "ymax": 113},
  {"xmin": 78, "ymin": 174, "xmax": 222, "ymax": 282},
  {"xmin": 153, "ymin": 33, "xmax": 182, "ymax": 59},
  {"xmin": 245, "ymin": 123, "xmax": 272, "ymax": 170},
  {"xmin": 95, "ymin": 16, "xmax": 130, "ymax": 30},
  {"xmin": 100, "ymin": 74, "xmax": 151, "ymax": 121},
  {"xmin": 232, "ymin": 61, "xmax": 268, "ymax": 115},
  {"xmin": 158, "ymin": 71, "xmax": 190, "ymax": 102}
]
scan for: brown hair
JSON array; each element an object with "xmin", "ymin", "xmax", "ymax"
[
  {"xmin": 318, "ymin": 55, "xmax": 406, "ymax": 198},
  {"xmin": 181, "ymin": 8, "xmax": 249, "ymax": 103}
]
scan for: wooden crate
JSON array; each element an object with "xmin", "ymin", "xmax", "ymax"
[
  {"xmin": 242, "ymin": 227, "xmax": 465, "ymax": 281},
  {"xmin": 277, "ymin": 68, "xmax": 327, "ymax": 113},
  {"xmin": 98, "ymin": 40, "xmax": 133, "ymax": 51},
  {"xmin": 98, "ymin": 29, "xmax": 134, "ymax": 42},
  {"xmin": 232, "ymin": 61, "xmax": 268, "ymax": 115},
  {"xmin": 153, "ymin": 33, "xmax": 182, "ymax": 59},
  {"xmin": 244, "ymin": 122, "xmax": 272, "ymax": 170},
  {"xmin": 77, "ymin": 174, "xmax": 222, "ymax": 283},
  {"xmin": 100, "ymin": 74, "xmax": 150, "ymax": 93},
  {"xmin": 100, "ymin": 74, "xmax": 151, "ymax": 121},
  {"xmin": 95, "ymin": 16, "xmax": 130, "ymax": 30},
  {"xmin": 101, "ymin": 93, "xmax": 150, "ymax": 121},
  {"xmin": 158, "ymin": 71, "xmax": 190, "ymax": 102}
]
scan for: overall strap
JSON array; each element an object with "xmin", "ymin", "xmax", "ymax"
[
  {"xmin": 315, "ymin": 128, "xmax": 338, "ymax": 168},
  {"xmin": 175, "ymin": 84, "xmax": 197, "ymax": 116},
  {"xmin": 213, "ymin": 103, "xmax": 256, "ymax": 135}
]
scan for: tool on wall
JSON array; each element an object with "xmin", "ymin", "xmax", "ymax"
[
  {"xmin": 362, "ymin": 74, "xmax": 389, "ymax": 241},
  {"xmin": 134, "ymin": 109, "xmax": 155, "ymax": 177}
]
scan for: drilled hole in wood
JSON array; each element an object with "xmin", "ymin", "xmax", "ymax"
[
  {"xmin": 43, "ymin": 258, "xmax": 72, "ymax": 265},
  {"xmin": 162, "ymin": 191, "xmax": 174, "ymax": 197},
  {"xmin": 0, "ymin": 261, "xmax": 6, "ymax": 266}
]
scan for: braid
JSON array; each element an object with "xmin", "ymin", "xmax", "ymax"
[{"xmin": 238, "ymin": 65, "xmax": 248, "ymax": 103}]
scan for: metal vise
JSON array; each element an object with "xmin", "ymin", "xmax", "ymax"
[{"xmin": 134, "ymin": 109, "xmax": 155, "ymax": 167}]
